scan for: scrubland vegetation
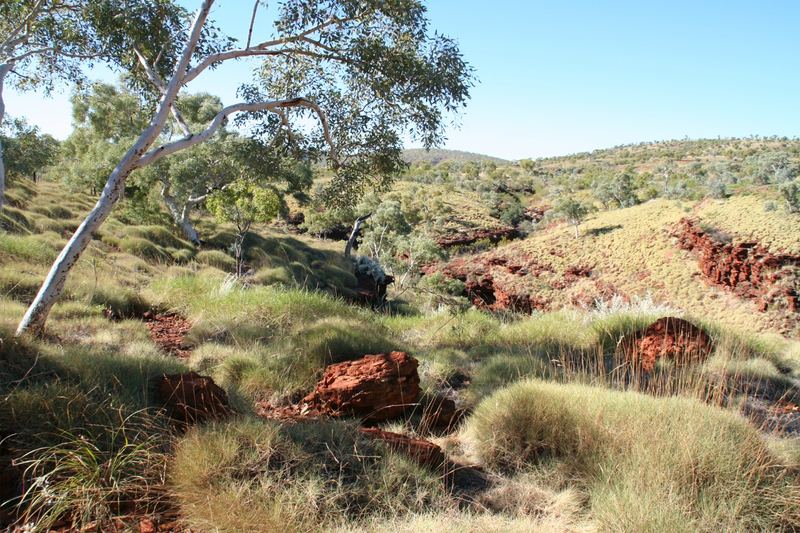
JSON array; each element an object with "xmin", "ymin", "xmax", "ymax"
[
  {"xmin": 1, "ymin": 1, "xmax": 799, "ymax": 531},
  {"xmin": 2, "ymin": 174, "xmax": 799, "ymax": 530}
]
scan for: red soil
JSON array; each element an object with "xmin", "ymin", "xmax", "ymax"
[{"xmin": 144, "ymin": 312, "xmax": 192, "ymax": 357}]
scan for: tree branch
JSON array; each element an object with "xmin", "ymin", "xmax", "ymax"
[
  {"xmin": 245, "ymin": 0, "xmax": 260, "ymax": 49},
  {"xmin": 1, "ymin": 0, "xmax": 44, "ymax": 54},
  {"xmin": 6, "ymin": 46, "xmax": 54, "ymax": 64},
  {"xmin": 182, "ymin": 16, "xmax": 350, "ymax": 85},
  {"xmin": 134, "ymin": 47, "xmax": 192, "ymax": 136},
  {"xmin": 136, "ymin": 97, "xmax": 338, "ymax": 169}
]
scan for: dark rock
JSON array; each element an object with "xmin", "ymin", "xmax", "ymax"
[
  {"xmin": 420, "ymin": 394, "xmax": 464, "ymax": 432},
  {"xmin": 153, "ymin": 372, "xmax": 231, "ymax": 424}
]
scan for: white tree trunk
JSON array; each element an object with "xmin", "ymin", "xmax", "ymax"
[
  {"xmin": 344, "ymin": 214, "xmax": 371, "ymax": 257},
  {"xmin": 160, "ymin": 181, "xmax": 201, "ymax": 245},
  {"xmin": 0, "ymin": 64, "xmax": 10, "ymax": 212},
  {"xmin": 16, "ymin": 3, "xmax": 213, "ymax": 336}
]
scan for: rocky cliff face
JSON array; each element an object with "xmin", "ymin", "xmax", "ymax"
[{"xmin": 672, "ymin": 218, "xmax": 799, "ymax": 314}]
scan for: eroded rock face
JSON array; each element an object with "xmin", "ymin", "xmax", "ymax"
[
  {"xmin": 359, "ymin": 427, "xmax": 446, "ymax": 469},
  {"xmin": 304, "ymin": 352, "xmax": 420, "ymax": 421},
  {"xmin": 426, "ymin": 256, "xmax": 550, "ymax": 314},
  {"xmin": 153, "ymin": 372, "xmax": 230, "ymax": 424},
  {"xmin": 673, "ymin": 218, "xmax": 800, "ymax": 314},
  {"xmin": 626, "ymin": 317, "xmax": 713, "ymax": 373}
]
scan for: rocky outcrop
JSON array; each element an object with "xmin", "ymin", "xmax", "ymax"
[
  {"xmin": 425, "ymin": 256, "xmax": 550, "ymax": 313},
  {"xmin": 153, "ymin": 372, "xmax": 231, "ymax": 424},
  {"xmin": 303, "ymin": 352, "xmax": 420, "ymax": 422},
  {"xmin": 673, "ymin": 218, "xmax": 800, "ymax": 313},
  {"xmin": 359, "ymin": 427, "xmax": 447, "ymax": 469},
  {"xmin": 625, "ymin": 317, "xmax": 713, "ymax": 372},
  {"xmin": 524, "ymin": 204, "xmax": 550, "ymax": 223},
  {"xmin": 436, "ymin": 227, "xmax": 519, "ymax": 248}
]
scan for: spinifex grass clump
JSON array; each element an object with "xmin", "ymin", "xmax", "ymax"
[
  {"xmin": 170, "ymin": 418, "xmax": 448, "ymax": 532},
  {"xmin": 465, "ymin": 380, "xmax": 800, "ymax": 531}
]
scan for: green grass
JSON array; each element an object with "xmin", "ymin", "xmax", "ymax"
[
  {"xmin": 464, "ymin": 380, "xmax": 800, "ymax": 532},
  {"xmin": 2, "ymin": 179, "xmax": 799, "ymax": 531},
  {"xmin": 195, "ymin": 249, "xmax": 236, "ymax": 271},
  {"xmin": 170, "ymin": 418, "xmax": 448, "ymax": 532}
]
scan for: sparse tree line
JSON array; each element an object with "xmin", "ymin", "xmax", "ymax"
[{"xmin": 392, "ymin": 140, "xmax": 800, "ymax": 238}]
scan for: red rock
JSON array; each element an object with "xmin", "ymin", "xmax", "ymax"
[
  {"xmin": 139, "ymin": 518, "xmax": 157, "ymax": 533},
  {"xmin": 672, "ymin": 218, "xmax": 800, "ymax": 315},
  {"xmin": 154, "ymin": 372, "xmax": 230, "ymax": 424},
  {"xmin": 359, "ymin": 427, "xmax": 446, "ymax": 469},
  {"xmin": 626, "ymin": 317, "xmax": 713, "ymax": 373},
  {"xmin": 424, "ymin": 254, "xmax": 551, "ymax": 314},
  {"xmin": 304, "ymin": 352, "xmax": 420, "ymax": 421}
]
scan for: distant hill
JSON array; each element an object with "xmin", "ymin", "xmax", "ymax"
[{"xmin": 402, "ymin": 148, "xmax": 508, "ymax": 165}]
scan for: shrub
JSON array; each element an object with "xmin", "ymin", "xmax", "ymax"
[{"xmin": 780, "ymin": 180, "xmax": 800, "ymax": 213}]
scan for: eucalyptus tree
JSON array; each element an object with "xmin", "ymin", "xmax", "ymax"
[
  {"xmin": 0, "ymin": 0, "xmax": 92, "ymax": 209},
  {"xmin": 17, "ymin": 0, "xmax": 472, "ymax": 335},
  {"xmin": 0, "ymin": 0, "xmax": 199, "ymax": 210},
  {"xmin": 0, "ymin": 116, "xmax": 59, "ymax": 181},
  {"xmin": 206, "ymin": 179, "xmax": 282, "ymax": 276},
  {"xmin": 556, "ymin": 197, "xmax": 590, "ymax": 239}
]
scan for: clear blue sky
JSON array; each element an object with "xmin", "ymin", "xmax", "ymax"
[{"xmin": 5, "ymin": 0, "xmax": 800, "ymax": 160}]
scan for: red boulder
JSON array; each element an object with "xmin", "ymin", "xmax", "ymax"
[
  {"xmin": 304, "ymin": 351, "xmax": 420, "ymax": 421},
  {"xmin": 626, "ymin": 317, "xmax": 713, "ymax": 373}
]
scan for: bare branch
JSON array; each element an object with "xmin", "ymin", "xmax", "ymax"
[
  {"xmin": 136, "ymin": 97, "xmax": 338, "ymax": 168},
  {"xmin": 246, "ymin": 0, "xmax": 260, "ymax": 49},
  {"xmin": 6, "ymin": 46, "xmax": 54, "ymax": 64},
  {"xmin": 182, "ymin": 16, "xmax": 350, "ymax": 85}
]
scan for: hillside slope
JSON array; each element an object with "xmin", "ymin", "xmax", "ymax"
[
  {"xmin": 1, "ymin": 179, "xmax": 799, "ymax": 531},
  {"xmin": 428, "ymin": 194, "xmax": 800, "ymax": 335}
]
